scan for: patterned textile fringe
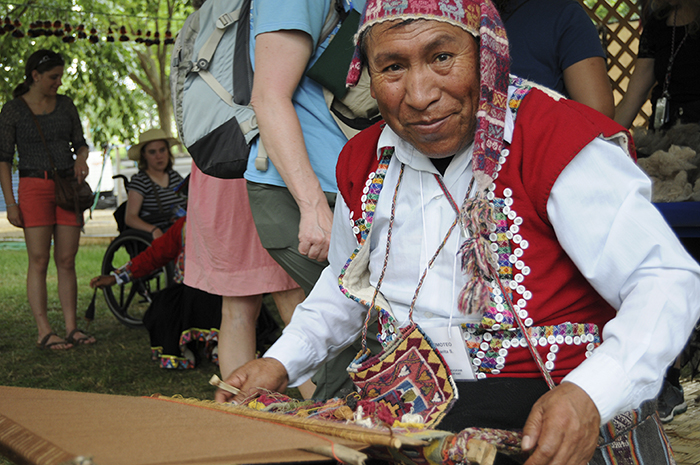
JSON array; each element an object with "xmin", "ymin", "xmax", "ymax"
[
  {"xmin": 442, "ymin": 428, "xmax": 525, "ymax": 464},
  {"xmin": 149, "ymin": 328, "xmax": 219, "ymax": 370},
  {"xmin": 150, "ymin": 394, "xmax": 534, "ymax": 464},
  {"xmin": 458, "ymin": 192, "xmax": 495, "ymax": 315},
  {"xmin": 149, "ymin": 393, "xmax": 427, "ymax": 449}
]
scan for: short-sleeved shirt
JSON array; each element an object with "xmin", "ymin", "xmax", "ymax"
[
  {"xmin": 128, "ymin": 170, "xmax": 187, "ymax": 230},
  {"xmin": 243, "ymin": 0, "xmax": 349, "ymax": 193},
  {"xmin": 501, "ymin": 0, "xmax": 605, "ymax": 96},
  {"xmin": 638, "ymin": 14, "xmax": 700, "ymax": 107},
  {"xmin": 0, "ymin": 95, "xmax": 88, "ymax": 170}
]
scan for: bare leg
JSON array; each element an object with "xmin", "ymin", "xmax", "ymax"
[
  {"xmin": 54, "ymin": 224, "xmax": 94, "ymax": 344},
  {"xmin": 218, "ymin": 295, "xmax": 263, "ymax": 379},
  {"xmin": 271, "ymin": 287, "xmax": 306, "ymax": 325},
  {"xmin": 24, "ymin": 225, "xmax": 71, "ymax": 349},
  {"xmin": 270, "ymin": 287, "xmax": 315, "ymax": 399}
]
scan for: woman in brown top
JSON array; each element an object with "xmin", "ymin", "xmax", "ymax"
[{"xmin": 0, "ymin": 49, "xmax": 96, "ymax": 349}]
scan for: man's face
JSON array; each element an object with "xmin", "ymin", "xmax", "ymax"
[{"xmin": 366, "ymin": 20, "xmax": 479, "ymax": 158}]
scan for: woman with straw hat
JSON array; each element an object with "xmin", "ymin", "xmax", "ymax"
[{"xmin": 125, "ymin": 128, "xmax": 187, "ymax": 239}]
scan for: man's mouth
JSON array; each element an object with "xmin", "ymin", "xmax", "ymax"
[{"xmin": 410, "ymin": 115, "xmax": 450, "ymax": 133}]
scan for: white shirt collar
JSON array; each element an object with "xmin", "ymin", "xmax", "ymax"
[{"xmin": 376, "ymin": 124, "xmax": 474, "ymax": 179}]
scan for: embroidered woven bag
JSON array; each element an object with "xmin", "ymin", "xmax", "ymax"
[
  {"xmin": 342, "ymin": 164, "xmax": 458, "ymax": 428},
  {"xmin": 348, "ymin": 323, "xmax": 458, "ymax": 427}
]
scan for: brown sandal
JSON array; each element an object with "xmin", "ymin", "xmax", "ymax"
[
  {"xmin": 37, "ymin": 332, "xmax": 72, "ymax": 350},
  {"xmin": 66, "ymin": 329, "xmax": 96, "ymax": 346}
]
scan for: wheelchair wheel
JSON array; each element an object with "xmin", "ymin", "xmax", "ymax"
[{"xmin": 101, "ymin": 230, "xmax": 174, "ymax": 328}]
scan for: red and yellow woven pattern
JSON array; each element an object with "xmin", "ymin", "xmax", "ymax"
[{"xmin": 348, "ymin": 324, "xmax": 458, "ymax": 428}]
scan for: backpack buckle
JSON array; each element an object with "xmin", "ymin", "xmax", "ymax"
[
  {"xmin": 217, "ymin": 10, "xmax": 241, "ymax": 29},
  {"xmin": 193, "ymin": 58, "xmax": 210, "ymax": 72}
]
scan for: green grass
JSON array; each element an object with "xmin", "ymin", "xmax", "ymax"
[{"xmin": 0, "ymin": 242, "xmax": 226, "ymax": 399}]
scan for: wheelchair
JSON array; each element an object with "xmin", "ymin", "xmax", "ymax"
[{"xmin": 100, "ymin": 174, "xmax": 175, "ymax": 328}]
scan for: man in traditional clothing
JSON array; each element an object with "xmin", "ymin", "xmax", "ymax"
[{"xmin": 216, "ymin": 0, "xmax": 700, "ymax": 463}]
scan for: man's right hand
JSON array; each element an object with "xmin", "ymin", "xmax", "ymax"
[
  {"xmin": 215, "ymin": 357, "xmax": 290, "ymax": 404},
  {"xmin": 297, "ymin": 201, "xmax": 333, "ymax": 262},
  {"xmin": 90, "ymin": 275, "xmax": 116, "ymax": 288}
]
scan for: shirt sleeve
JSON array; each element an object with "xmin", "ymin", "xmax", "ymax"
[
  {"xmin": 556, "ymin": 0, "xmax": 606, "ymax": 71},
  {"xmin": 253, "ymin": 0, "xmax": 331, "ymax": 48},
  {"xmin": 264, "ymin": 193, "xmax": 368, "ymax": 387},
  {"xmin": 65, "ymin": 97, "xmax": 88, "ymax": 153},
  {"xmin": 547, "ymin": 137, "xmax": 700, "ymax": 423},
  {"xmin": 638, "ymin": 16, "xmax": 660, "ymax": 59},
  {"xmin": 128, "ymin": 217, "xmax": 185, "ymax": 279},
  {"xmin": 0, "ymin": 101, "xmax": 17, "ymax": 163},
  {"xmin": 127, "ymin": 171, "xmax": 150, "ymax": 197}
]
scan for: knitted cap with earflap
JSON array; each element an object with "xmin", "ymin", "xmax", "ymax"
[{"xmin": 346, "ymin": 0, "xmax": 511, "ymax": 315}]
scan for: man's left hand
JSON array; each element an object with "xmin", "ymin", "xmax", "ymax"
[{"xmin": 521, "ymin": 382, "xmax": 600, "ymax": 465}]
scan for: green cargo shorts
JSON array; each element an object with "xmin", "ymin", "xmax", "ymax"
[{"xmin": 246, "ymin": 181, "xmax": 335, "ymax": 296}]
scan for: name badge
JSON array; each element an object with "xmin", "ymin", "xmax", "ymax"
[{"xmin": 423, "ymin": 326, "xmax": 476, "ymax": 381}]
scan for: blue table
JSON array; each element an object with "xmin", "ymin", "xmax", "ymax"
[{"xmin": 655, "ymin": 202, "xmax": 700, "ymax": 238}]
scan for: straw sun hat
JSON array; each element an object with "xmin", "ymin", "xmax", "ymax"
[{"xmin": 127, "ymin": 128, "xmax": 180, "ymax": 161}]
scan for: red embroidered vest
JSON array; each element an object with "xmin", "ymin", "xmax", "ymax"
[{"xmin": 336, "ymin": 87, "xmax": 635, "ymax": 383}]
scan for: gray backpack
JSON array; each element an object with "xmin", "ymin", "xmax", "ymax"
[{"xmin": 170, "ymin": 0, "xmax": 257, "ymax": 179}]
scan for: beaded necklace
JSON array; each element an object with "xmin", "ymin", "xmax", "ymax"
[{"xmin": 360, "ymin": 164, "xmax": 468, "ymax": 350}]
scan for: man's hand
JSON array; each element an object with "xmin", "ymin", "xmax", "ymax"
[
  {"xmin": 297, "ymin": 201, "xmax": 333, "ymax": 262},
  {"xmin": 215, "ymin": 357, "xmax": 289, "ymax": 404},
  {"xmin": 90, "ymin": 275, "xmax": 116, "ymax": 288},
  {"xmin": 521, "ymin": 382, "xmax": 601, "ymax": 465}
]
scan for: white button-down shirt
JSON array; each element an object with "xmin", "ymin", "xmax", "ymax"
[{"xmin": 266, "ymin": 90, "xmax": 700, "ymax": 424}]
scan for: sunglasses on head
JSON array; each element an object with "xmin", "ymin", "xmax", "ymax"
[{"xmin": 36, "ymin": 52, "xmax": 64, "ymax": 68}]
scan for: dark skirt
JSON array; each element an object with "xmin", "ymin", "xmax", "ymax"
[{"xmin": 142, "ymin": 283, "xmax": 222, "ymax": 369}]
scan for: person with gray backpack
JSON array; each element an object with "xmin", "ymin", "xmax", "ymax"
[
  {"xmin": 172, "ymin": 0, "xmax": 380, "ymax": 399},
  {"xmin": 243, "ymin": 0, "xmax": 387, "ymax": 400}
]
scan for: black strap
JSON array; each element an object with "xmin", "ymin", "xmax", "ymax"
[{"xmin": 146, "ymin": 175, "xmax": 166, "ymax": 215}]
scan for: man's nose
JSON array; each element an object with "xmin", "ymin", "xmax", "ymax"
[{"xmin": 404, "ymin": 66, "xmax": 440, "ymax": 111}]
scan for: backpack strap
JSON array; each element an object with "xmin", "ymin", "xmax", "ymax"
[
  {"xmin": 190, "ymin": 8, "xmax": 244, "ymax": 107},
  {"xmin": 319, "ymin": 0, "xmax": 345, "ymax": 47}
]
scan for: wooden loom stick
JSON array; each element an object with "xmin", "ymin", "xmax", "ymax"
[
  {"xmin": 302, "ymin": 444, "xmax": 367, "ymax": 465},
  {"xmin": 466, "ymin": 439, "xmax": 497, "ymax": 465},
  {"xmin": 152, "ymin": 395, "xmax": 427, "ymax": 449},
  {"xmin": 209, "ymin": 375, "xmax": 240, "ymax": 396}
]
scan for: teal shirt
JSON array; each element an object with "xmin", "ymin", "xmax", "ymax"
[{"xmin": 244, "ymin": 0, "xmax": 351, "ymax": 193}]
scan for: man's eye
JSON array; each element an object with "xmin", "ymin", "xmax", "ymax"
[
  {"xmin": 435, "ymin": 53, "xmax": 451, "ymax": 62},
  {"xmin": 383, "ymin": 64, "xmax": 402, "ymax": 72}
]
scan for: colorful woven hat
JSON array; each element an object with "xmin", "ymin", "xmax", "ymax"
[
  {"xmin": 346, "ymin": 0, "xmax": 509, "ymax": 194},
  {"xmin": 346, "ymin": 0, "xmax": 511, "ymax": 315}
]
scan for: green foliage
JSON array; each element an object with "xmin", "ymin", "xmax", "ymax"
[
  {"xmin": 0, "ymin": 0, "xmax": 194, "ymax": 146},
  {"xmin": 583, "ymin": 0, "xmax": 640, "ymax": 22}
]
